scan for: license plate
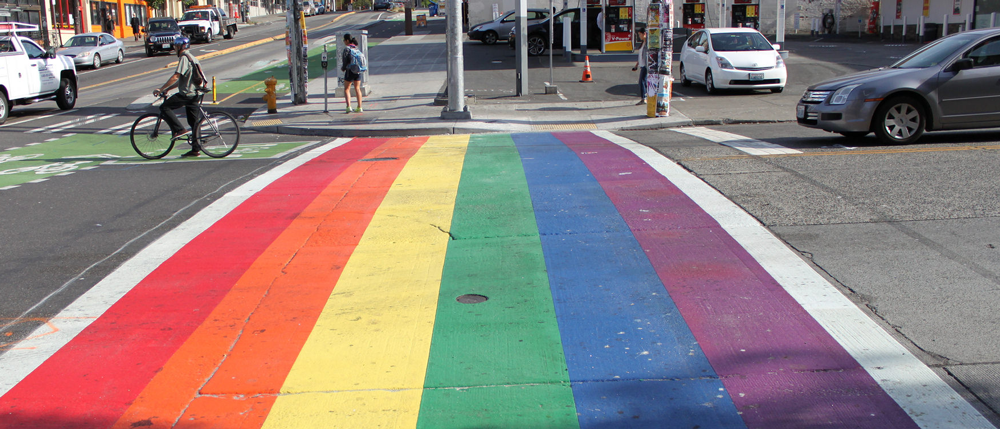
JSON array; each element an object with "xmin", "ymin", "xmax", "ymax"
[
  {"xmin": 796, "ymin": 105, "xmax": 806, "ymax": 119},
  {"xmin": 162, "ymin": 43, "xmax": 170, "ymax": 49},
  {"xmin": 749, "ymin": 73, "xmax": 764, "ymax": 81}
]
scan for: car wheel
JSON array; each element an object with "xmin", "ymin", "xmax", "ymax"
[
  {"xmin": 527, "ymin": 34, "xmax": 546, "ymax": 56},
  {"xmin": 225, "ymin": 26, "xmax": 234, "ymax": 39},
  {"xmin": 705, "ymin": 70, "xmax": 716, "ymax": 94},
  {"xmin": 206, "ymin": 31, "xmax": 213, "ymax": 43},
  {"xmin": 839, "ymin": 131, "xmax": 868, "ymax": 140},
  {"xmin": 873, "ymin": 95, "xmax": 925, "ymax": 145},
  {"xmin": 55, "ymin": 77, "xmax": 77, "ymax": 110},
  {"xmin": 116, "ymin": 49, "xmax": 124, "ymax": 64},
  {"xmin": 483, "ymin": 30, "xmax": 498, "ymax": 45},
  {"xmin": 0, "ymin": 90, "xmax": 8, "ymax": 125},
  {"xmin": 145, "ymin": 46, "xmax": 153, "ymax": 57},
  {"xmin": 92, "ymin": 54, "xmax": 101, "ymax": 69},
  {"xmin": 680, "ymin": 64, "xmax": 691, "ymax": 87},
  {"xmin": 771, "ymin": 87, "xmax": 783, "ymax": 93}
]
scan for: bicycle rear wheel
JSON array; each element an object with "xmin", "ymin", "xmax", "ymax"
[
  {"xmin": 130, "ymin": 113, "xmax": 174, "ymax": 159},
  {"xmin": 196, "ymin": 112, "xmax": 240, "ymax": 158}
]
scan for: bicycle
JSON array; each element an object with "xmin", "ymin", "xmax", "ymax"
[{"xmin": 130, "ymin": 90, "xmax": 241, "ymax": 159}]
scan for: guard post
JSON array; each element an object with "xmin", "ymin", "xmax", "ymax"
[{"xmin": 321, "ymin": 44, "xmax": 330, "ymax": 113}]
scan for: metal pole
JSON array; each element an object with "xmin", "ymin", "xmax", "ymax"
[
  {"xmin": 323, "ymin": 44, "xmax": 329, "ymax": 113},
  {"xmin": 776, "ymin": 0, "xmax": 785, "ymax": 44},
  {"xmin": 943, "ymin": 14, "xmax": 948, "ymax": 36},
  {"xmin": 918, "ymin": 14, "xmax": 924, "ymax": 43},
  {"xmin": 442, "ymin": 0, "xmax": 471, "ymax": 118},
  {"xmin": 965, "ymin": 13, "xmax": 972, "ymax": 31},
  {"xmin": 549, "ymin": 0, "xmax": 554, "ymax": 85},
  {"xmin": 515, "ymin": 0, "xmax": 528, "ymax": 96},
  {"xmin": 581, "ymin": 0, "xmax": 588, "ymax": 56},
  {"xmin": 902, "ymin": 15, "xmax": 906, "ymax": 42},
  {"xmin": 992, "ymin": 12, "xmax": 997, "ymax": 27},
  {"xmin": 287, "ymin": 0, "xmax": 307, "ymax": 105}
]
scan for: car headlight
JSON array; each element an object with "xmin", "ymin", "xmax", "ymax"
[
  {"xmin": 775, "ymin": 53, "xmax": 785, "ymax": 68},
  {"xmin": 830, "ymin": 84, "xmax": 860, "ymax": 105},
  {"xmin": 78, "ymin": 51, "xmax": 91, "ymax": 58},
  {"xmin": 471, "ymin": 25, "xmax": 482, "ymax": 32},
  {"xmin": 715, "ymin": 56, "xmax": 734, "ymax": 70}
]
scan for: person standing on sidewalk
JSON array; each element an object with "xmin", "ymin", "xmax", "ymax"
[
  {"xmin": 632, "ymin": 27, "xmax": 647, "ymax": 105},
  {"xmin": 341, "ymin": 34, "xmax": 364, "ymax": 113},
  {"xmin": 130, "ymin": 14, "xmax": 141, "ymax": 41}
]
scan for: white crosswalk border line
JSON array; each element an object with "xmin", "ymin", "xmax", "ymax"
[
  {"xmin": 673, "ymin": 127, "xmax": 802, "ymax": 155},
  {"xmin": 27, "ymin": 114, "xmax": 119, "ymax": 134}
]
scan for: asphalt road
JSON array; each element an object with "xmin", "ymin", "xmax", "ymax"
[{"xmin": 3, "ymin": 15, "xmax": 1000, "ymax": 425}]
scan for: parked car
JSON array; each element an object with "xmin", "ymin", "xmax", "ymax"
[
  {"xmin": 144, "ymin": 17, "xmax": 182, "ymax": 57},
  {"xmin": 678, "ymin": 28, "xmax": 786, "ymax": 94},
  {"xmin": 301, "ymin": 1, "xmax": 317, "ymax": 16},
  {"xmin": 797, "ymin": 28, "xmax": 1000, "ymax": 144},
  {"xmin": 57, "ymin": 32, "xmax": 124, "ymax": 69},
  {"xmin": 468, "ymin": 9, "xmax": 548, "ymax": 45},
  {"xmin": 509, "ymin": 8, "xmax": 608, "ymax": 55},
  {"xmin": 373, "ymin": 0, "xmax": 391, "ymax": 10}
]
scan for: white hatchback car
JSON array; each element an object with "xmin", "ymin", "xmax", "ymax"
[{"xmin": 678, "ymin": 28, "xmax": 786, "ymax": 94}]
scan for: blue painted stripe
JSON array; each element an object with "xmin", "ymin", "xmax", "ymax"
[{"xmin": 513, "ymin": 132, "xmax": 746, "ymax": 429}]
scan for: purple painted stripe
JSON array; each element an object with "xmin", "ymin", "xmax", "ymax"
[{"xmin": 554, "ymin": 132, "xmax": 919, "ymax": 429}]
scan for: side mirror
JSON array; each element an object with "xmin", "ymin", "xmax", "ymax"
[
  {"xmin": 772, "ymin": 43, "xmax": 781, "ymax": 50},
  {"xmin": 46, "ymin": 48, "xmax": 56, "ymax": 59},
  {"xmin": 952, "ymin": 58, "xmax": 974, "ymax": 72},
  {"xmin": 695, "ymin": 45, "xmax": 706, "ymax": 53}
]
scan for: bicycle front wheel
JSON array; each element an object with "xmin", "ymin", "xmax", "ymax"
[
  {"xmin": 196, "ymin": 112, "xmax": 240, "ymax": 158},
  {"xmin": 130, "ymin": 113, "xmax": 174, "ymax": 159}
]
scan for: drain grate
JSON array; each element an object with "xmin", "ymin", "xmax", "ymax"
[
  {"xmin": 359, "ymin": 157, "xmax": 398, "ymax": 162},
  {"xmin": 456, "ymin": 294, "xmax": 488, "ymax": 304}
]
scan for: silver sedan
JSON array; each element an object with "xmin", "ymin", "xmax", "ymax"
[
  {"xmin": 58, "ymin": 32, "xmax": 125, "ymax": 69},
  {"xmin": 797, "ymin": 28, "xmax": 1000, "ymax": 144}
]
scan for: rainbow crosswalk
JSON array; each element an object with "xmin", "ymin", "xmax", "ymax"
[{"xmin": 0, "ymin": 132, "xmax": 989, "ymax": 428}]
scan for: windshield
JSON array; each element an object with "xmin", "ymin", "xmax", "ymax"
[
  {"xmin": 891, "ymin": 33, "xmax": 978, "ymax": 68},
  {"xmin": 710, "ymin": 32, "xmax": 774, "ymax": 51},
  {"xmin": 182, "ymin": 11, "xmax": 209, "ymax": 20},
  {"xmin": 147, "ymin": 21, "xmax": 178, "ymax": 32},
  {"xmin": 65, "ymin": 36, "xmax": 98, "ymax": 47}
]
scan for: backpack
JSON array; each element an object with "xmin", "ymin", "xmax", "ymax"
[
  {"xmin": 347, "ymin": 46, "xmax": 367, "ymax": 73},
  {"xmin": 183, "ymin": 52, "xmax": 208, "ymax": 89}
]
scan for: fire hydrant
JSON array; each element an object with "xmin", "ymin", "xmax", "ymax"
[{"xmin": 263, "ymin": 76, "xmax": 278, "ymax": 114}]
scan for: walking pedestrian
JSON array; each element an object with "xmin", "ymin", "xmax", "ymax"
[
  {"xmin": 130, "ymin": 14, "xmax": 141, "ymax": 41},
  {"xmin": 632, "ymin": 27, "xmax": 647, "ymax": 105}
]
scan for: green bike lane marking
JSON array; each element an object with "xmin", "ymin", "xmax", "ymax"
[
  {"xmin": 0, "ymin": 133, "xmax": 319, "ymax": 189},
  {"xmin": 416, "ymin": 134, "xmax": 579, "ymax": 428},
  {"xmin": 214, "ymin": 41, "xmax": 381, "ymax": 96}
]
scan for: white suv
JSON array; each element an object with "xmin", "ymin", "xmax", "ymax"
[{"xmin": 0, "ymin": 23, "xmax": 78, "ymax": 124}]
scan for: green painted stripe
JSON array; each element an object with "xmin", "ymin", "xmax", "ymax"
[{"xmin": 416, "ymin": 133, "xmax": 579, "ymax": 429}]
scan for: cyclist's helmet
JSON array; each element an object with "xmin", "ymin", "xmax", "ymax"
[{"xmin": 173, "ymin": 36, "xmax": 190, "ymax": 50}]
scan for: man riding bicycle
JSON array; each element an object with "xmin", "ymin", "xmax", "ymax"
[{"xmin": 152, "ymin": 36, "xmax": 203, "ymax": 157}]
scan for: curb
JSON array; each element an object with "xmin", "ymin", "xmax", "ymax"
[{"xmin": 245, "ymin": 118, "xmax": 697, "ymax": 137}]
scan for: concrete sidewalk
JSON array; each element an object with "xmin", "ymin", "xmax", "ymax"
[{"xmin": 245, "ymin": 33, "xmax": 692, "ymax": 137}]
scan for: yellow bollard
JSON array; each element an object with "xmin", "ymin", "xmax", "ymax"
[
  {"xmin": 263, "ymin": 76, "xmax": 278, "ymax": 114},
  {"xmin": 212, "ymin": 76, "xmax": 217, "ymax": 104}
]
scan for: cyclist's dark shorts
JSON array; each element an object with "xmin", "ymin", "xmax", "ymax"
[{"xmin": 344, "ymin": 70, "xmax": 361, "ymax": 82}]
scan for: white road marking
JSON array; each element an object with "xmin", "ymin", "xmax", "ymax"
[
  {"xmin": 0, "ymin": 109, "xmax": 78, "ymax": 129},
  {"xmin": 0, "ymin": 138, "xmax": 353, "ymax": 396},
  {"xmin": 48, "ymin": 114, "xmax": 119, "ymax": 134},
  {"xmin": 27, "ymin": 114, "xmax": 118, "ymax": 134},
  {"xmin": 596, "ymin": 130, "xmax": 993, "ymax": 429},
  {"xmin": 673, "ymin": 126, "xmax": 802, "ymax": 155}
]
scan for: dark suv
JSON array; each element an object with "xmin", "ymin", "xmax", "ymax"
[
  {"xmin": 373, "ymin": 0, "xmax": 390, "ymax": 10},
  {"xmin": 144, "ymin": 18, "xmax": 182, "ymax": 57}
]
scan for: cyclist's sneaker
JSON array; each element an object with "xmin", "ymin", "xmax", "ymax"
[
  {"xmin": 180, "ymin": 149, "xmax": 200, "ymax": 157},
  {"xmin": 345, "ymin": 106, "xmax": 352, "ymax": 114},
  {"xmin": 172, "ymin": 129, "xmax": 191, "ymax": 140},
  {"xmin": 354, "ymin": 107, "xmax": 363, "ymax": 113}
]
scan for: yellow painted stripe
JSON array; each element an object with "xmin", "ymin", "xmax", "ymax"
[{"xmin": 261, "ymin": 134, "xmax": 470, "ymax": 429}]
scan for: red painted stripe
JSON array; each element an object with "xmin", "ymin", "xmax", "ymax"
[
  {"xmin": 0, "ymin": 139, "xmax": 388, "ymax": 429},
  {"xmin": 111, "ymin": 137, "xmax": 426, "ymax": 429}
]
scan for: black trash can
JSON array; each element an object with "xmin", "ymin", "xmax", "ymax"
[{"xmin": 922, "ymin": 23, "xmax": 939, "ymax": 42}]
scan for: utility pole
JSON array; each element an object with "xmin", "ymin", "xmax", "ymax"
[
  {"xmin": 287, "ymin": 0, "xmax": 307, "ymax": 104},
  {"xmin": 442, "ymin": 0, "xmax": 471, "ymax": 118}
]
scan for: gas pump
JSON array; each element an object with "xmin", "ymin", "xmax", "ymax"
[
  {"xmin": 603, "ymin": 0, "xmax": 634, "ymax": 51},
  {"xmin": 682, "ymin": 0, "xmax": 705, "ymax": 29},
  {"xmin": 731, "ymin": 0, "xmax": 759, "ymax": 29}
]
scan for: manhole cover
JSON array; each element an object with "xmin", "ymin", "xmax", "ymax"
[{"xmin": 456, "ymin": 294, "xmax": 488, "ymax": 304}]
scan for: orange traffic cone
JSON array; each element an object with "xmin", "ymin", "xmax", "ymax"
[{"xmin": 580, "ymin": 56, "xmax": 594, "ymax": 83}]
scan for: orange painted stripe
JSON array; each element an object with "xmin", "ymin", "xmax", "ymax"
[{"xmin": 110, "ymin": 137, "xmax": 427, "ymax": 429}]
